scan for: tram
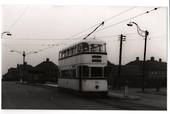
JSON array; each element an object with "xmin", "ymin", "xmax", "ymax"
[{"xmin": 58, "ymin": 39, "xmax": 108, "ymax": 95}]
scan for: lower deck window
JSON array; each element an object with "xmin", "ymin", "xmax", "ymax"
[
  {"xmin": 91, "ymin": 67, "xmax": 103, "ymax": 77},
  {"xmin": 78, "ymin": 66, "xmax": 89, "ymax": 78},
  {"xmin": 104, "ymin": 66, "xmax": 108, "ymax": 77},
  {"xmin": 61, "ymin": 69, "xmax": 76, "ymax": 78},
  {"xmin": 82, "ymin": 66, "xmax": 89, "ymax": 77}
]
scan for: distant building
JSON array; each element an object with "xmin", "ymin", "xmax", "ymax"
[
  {"xmin": 30, "ymin": 58, "xmax": 59, "ymax": 83},
  {"xmin": 108, "ymin": 57, "xmax": 167, "ymax": 88},
  {"xmin": 127, "ymin": 57, "xmax": 167, "ymax": 87},
  {"xmin": 2, "ymin": 63, "xmax": 33, "ymax": 81},
  {"xmin": 2, "ymin": 58, "xmax": 59, "ymax": 84},
  {"xmin": 17, "ymin": 62, "xmax": 34, "ymax": 82},
  {"xmin": 2, "ymin": 68, "xmax": 18, "ymax": 81}
]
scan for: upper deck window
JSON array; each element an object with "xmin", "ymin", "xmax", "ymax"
[
  {"xmin": 59, "ymin": 42, "xmax": 106, "ymax": 60},
  {"xmin": 82, "ymin": 42, "xmax": 89, "ymax": 52},
  {"xmin": 91, "ymin": 43, "xmax": 106, "ymax": 53},
  {"xmin": 77, "ymin": 43, "xmax": 83, "ymax": 53}
]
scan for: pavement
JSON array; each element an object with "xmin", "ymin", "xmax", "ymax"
[
  {"xmin": 108, "ymin": 87, "xmax": 167, "ymax": 109},
  {"xmin": 108, "ymin": 91, "xmax": 140, "ymax": 100}
]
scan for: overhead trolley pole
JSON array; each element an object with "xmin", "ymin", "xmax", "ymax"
[{"xmin": 83, "ymin": 21, "xmax": 104, "ymax": 40}]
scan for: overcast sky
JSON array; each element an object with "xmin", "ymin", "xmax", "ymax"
[{"xmin": 1, "ymin": 5, "xmax": 167, "ymax": 74}]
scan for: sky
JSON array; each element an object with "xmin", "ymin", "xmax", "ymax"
[{"xmin": 1, "ymin": 5, "xmax": 168, "ymax": 74}]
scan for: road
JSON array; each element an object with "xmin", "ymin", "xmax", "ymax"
[{"xmin": 2, "ymin": 82, "xmax": 166, "ymax": 110}]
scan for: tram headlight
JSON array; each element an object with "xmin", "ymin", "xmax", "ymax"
[{"xmin": 95, "ymin": 85, "xmax": 99, "ymax": 89}]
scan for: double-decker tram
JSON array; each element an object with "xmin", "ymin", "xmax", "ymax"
[{"xmin": 58, "ymin": 39, "xmax": 108, "ymax": 96}]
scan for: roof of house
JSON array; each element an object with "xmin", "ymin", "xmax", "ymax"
[
  {"xmin": 33, "ymin": 58, "xmax": 58, "ymax": 72},
  {"xmin": 17, "ymin": 63, "xmax": 33, "ymax": 71},
  {"xmin": 126, "ymin": 57, "xmax": 167, "ymax": 71}
]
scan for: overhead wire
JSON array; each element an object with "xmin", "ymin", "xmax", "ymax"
[
  {"xmin": 3, "ymin": 7, "xmax": 161, "ymax": 53},
  {"xmin": 94, "ymin": 7, "xmax": 160, "ymax": 33},
  {"xmin": 6, "ymin": 7, "xmax": 160, "ymax": 42},
  {"xmin": 6, "ymin": 7, "xmax": 159, "ymax": 42},
  {"xmin": 65, "ymin": 7, "xmax": 137, "ymax": 40},
  {"xmin": 8, "ymin": 6, "xmax": 29, "ymax": 31},
  {"xmin": 2, "ymin": 36, "xmax": 84, "ymax": 41},
  {"xmin": 45, "ymin": 7, "xmax": 160, "ymax": 41},
  {"xmin": 2, "ymin": 44, "xmax": 61, "ymax": 55}
]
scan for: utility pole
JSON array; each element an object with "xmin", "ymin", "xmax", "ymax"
[
  {"xmin": 117, "ymin": 34, "xmax": 126, "ymax": 89},
  {"xmin": 11, "ymin": 50, "xmax": 37, "ymax": 83},
  {"xmin": 142, "ymin": 30, "xmax": 149, "ymax": 91},
  {"xmin": 23, "ymin": 51, "xmax": 26, "ymax": 64},
  {"xmin": 22, "ymin": 51, "xmax": 26, "ymax": 83}
]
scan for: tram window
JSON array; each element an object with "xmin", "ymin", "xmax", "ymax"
[
  {"xmin": 60, "ymin": 52, "xmax": 62, "ymax": 59},
  {"xmin": 61, "ymin": 52, "xmax": 64, "ymax": 58},
  {"xmin": 61, "ymin": 69, "xmax": 76, "ymax": 78},
  {"xmin": 73, "ymin": 46, "xmax": 76, "ymax": 55},
  {"xmin": 104, "ymin": 43, "xmax": 106, "ymax": 52},
  {"xmin": 90, "ymin": 44, "xmax": 106, "ymax": 53},
  {"xmin": 91, "ymin": 67, "xmax": 103, "ymax": 77},
  {"xmin": 82, "ymin": 43, "xmax": 89, "ymax": 52},
  {"xmin": 72, "ymin": 69, "xmax": 76, "ymax": 78},
  {"xmin": 66, "ymin": 49, "xmax": 69, "ymax": 57},
  {"xmin": 77, "ymin": 44, "xmax": 79, "ymax": 53},
  {"xmin": 68, "ymin": 49, "xmax": 72, "ymax": 56},
  {"xmin": 91, "ymin": 44, "xmax": 102, "ymax": 52},
  {"xmin": 67, "ymin": 49, "xmax": 70, "ymax": 56},
  {"xmin": 78, "ymin": 66, "xmax": 89, "ymax": 78},
  {"xmin": 70, "ymin": 48, "xmax": 73, "ymax": 56},
  {"xmin": 82, "ymin": 66, "xmax": 89, "ymax": 77},
  {"xmin": 61, "ymin": 70, "xmax": 64, "ymax": 78},
  {"xmin": 104, "ymin": 66, "xmax": 108, "ymax": 77},
  {"xmin": 91, "ymin": 44, "xmax": 97, "ymax": 52},
  {"xmin": 98, "ymin": 44, "xmax": 102, "ymax": 52},
  {"xmin": 77, "ymin": 43, "xmax": 83, "ymax": 53},
  {"xmin": 69, "ymin": 69, "xmax": 76, "ymax": 78},
  {"xmin": 63, "ymin": 51, "xmax": 66, "ymax": 58}
]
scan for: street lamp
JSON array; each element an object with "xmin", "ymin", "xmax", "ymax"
[
  {"xmin": 10, "ymin": 50, "xmax": 37, "ymax": 64},
  {"xmin": 127, "ymin": 22, "xmax": 149, "ymax": 91},
  {"xmin": 1, "ymin": 31, "xmax": 12, "ymax": 39},
  {"xmin": 10, "ymin": 50, "xmax": 38, "ymax": 83}
]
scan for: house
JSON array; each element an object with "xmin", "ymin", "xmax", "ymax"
[
  {"xmin": 108, "ymin": 57, "xmax": 167, "ymax": 88},
  {"xmin": 30, "ymin": 58, "xmax": 59, "ymax": 83},
  {"xmin": 2, "ymin": 62, "xmax": 33, "ymax": 82},
  {"xmin": 2, "ymin": 68, "xmax": 18, "ymax": 81}
]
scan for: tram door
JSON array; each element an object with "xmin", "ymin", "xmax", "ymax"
[
  {"xmin": 78, "ymin": 65, "xmax": 89, "ymax": 92},
  {"xmin": 78, "ymin": 66, "xmax": 82, "ymax": 92}
]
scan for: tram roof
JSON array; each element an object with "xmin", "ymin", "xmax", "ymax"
[{"xmin": 60, "ymin": 39, "xmax": 106, "ymax": 52}]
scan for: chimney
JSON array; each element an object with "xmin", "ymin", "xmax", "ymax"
[
  {"xmin": 159, "ymin": 58, "xmax": 162, "ymax": 62},
  {"xmin": 136, "ymin": 57, "xmax": 139, "ymax": 61},
  {"xmin": 150, "ymin": 57, "xmax": 155, "ymax": 61},
  {"xmin": 46, "ymin": 58, "xmax": 49, "ymax": 62},
  {"xmin": 24, "ymin": 62, "xmax": 27, "ymax": 65}
]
